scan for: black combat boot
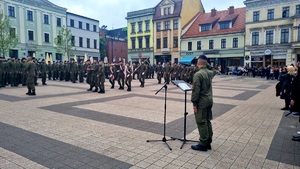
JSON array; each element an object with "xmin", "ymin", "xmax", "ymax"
[
  {"xmin": 26, "ymin": 90, "xmax": 31, "ymax": 95},
  {"xmin": 29, "ymin": 91, "xmax": 36, "ymax": 96},
  {"xmin": 127, "ymin": 87, "xmax": 131, "ymax": 92}
]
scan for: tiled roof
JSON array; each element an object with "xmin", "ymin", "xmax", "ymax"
[
  {"xmin": 153, "ymin": 0, "xmax": 182, "ymax": 21},
  {"xmin": 182, "ymin": 7, "xmax": 246, "ymax": 39}
]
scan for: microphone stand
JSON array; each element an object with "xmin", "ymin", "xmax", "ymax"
[{"xmin": 147, "ymin": 83, "xmax": 173, "ymax": 150}]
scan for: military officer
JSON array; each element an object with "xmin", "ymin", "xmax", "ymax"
[
  {"xmin": 78, "ymin": 60, "xmax": 84, "ymax": 83},
  {"xmin": 70, "ymin": 60, "xmax": 78, "ymax": 83},
  {"xmin": 116, "ymin": 61, "xmax": 125, "ymax": 90},
  {"xmin": 156, "ymin": 62, "xmax": 163, "ymax": 84},
  {"xmin": 191, "ymin": 55, "xmax": 217, "ymax": 151},
  {"xmin": 164, "ymin": 62, "xmax": 171, "ymax": 85},
  {"xmin": 47, "ymin": 61, "xmax": 52, "ymax": 80},
  {"xmin": 40, "ymin": 59, "xmax": 47, "ymax": 85},
  {"xmin": 97, "ymin": 61, "xmax": 105, "ymax": 94},
  {"xmin": 125, "ymin": 62, "xmax": 132, "ymax": 92},
  {"xmin": 9, "ymin": 58, "xmax": 17, "ymax": 87},
  {"xmin": 86, "ymin": 60, "xmax": 93, "ymax": 91},
  {"xmin": 91, "ymin": 60, "xmax": 99, "ymax": 92},
  {"xmin": 138, "ymin": 61, "xmax": 147, "ymax": 87},
  {"xmin": 25, "ymin": 56, "xmax": 36, "ymax": 96},
  {"xmin": 109, "ymin": 63, "xmax": 116, "ymax": 89}
]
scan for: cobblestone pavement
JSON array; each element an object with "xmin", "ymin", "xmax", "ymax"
[{"xmin": 0, "ymin": 75, "xmax": 299, "ymax": 169}]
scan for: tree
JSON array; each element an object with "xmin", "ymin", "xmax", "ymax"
[
  {"xmin": 54, "ymin": 26, "xmax": 73, "ymax": 60},
  {"xmin": 99, "ymin": 35, "xmax": 106, "ymax": 61},
  {"xmin": 0, "ymin": 10, "xmax": 18, "ymax": 58}
]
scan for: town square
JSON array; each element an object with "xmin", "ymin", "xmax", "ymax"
[{"xmin": 0, "ymin": 0, "xmax": 300, "ymax": 168}]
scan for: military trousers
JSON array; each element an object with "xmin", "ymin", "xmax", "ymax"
[
  {"xmin": 26, "ymin": 75, "xmax": 35, "ymax": 92},
  {"xmin": 117, "ymin": 75, "xmax": 124, "ymax": 88},
  {"xmin": 125, "ymin": 76, "xmax": 132, "ymax": 88},
  {"xmin": 139, "ymin": 74, "xmax": 145, "ymax": 85},
  {"xmin": 41, "ymin": 72, "xmax": 46, "ymax": 84},
  {"xmin": 157, "ymin": 73, "xmax": 162, "ymax": 83},
  {"xmin": 194, "ymin": 106, "xmax": 213, "ymax": 146}
]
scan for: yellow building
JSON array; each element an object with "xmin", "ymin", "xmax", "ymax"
[
  {"xmin": 244, "ymin": 0, "xmax": 300, "ymax": 68},
  {"xmin": 181, "ymin": 7, "xmax": 246, "ymax": 71},
  {"xmin": 126, "ymin": 8, "xmax": 155, "ymax": 64},
  {"xmin": 153, "ymin": 0, "xmax": 204, "ymax": 64}
]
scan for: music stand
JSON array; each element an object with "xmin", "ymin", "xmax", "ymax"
[
  {"xmin": 146, "ymin": 83, "xmax": 173, "ymax": 150},
  {"xmin": 171, "ymin": 80, "xmax": 198, "ymax": 149}
]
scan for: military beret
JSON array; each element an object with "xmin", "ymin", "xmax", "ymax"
[{"xmin": 198, "ymin": 55, "xmax": 208, "ymax": 61}]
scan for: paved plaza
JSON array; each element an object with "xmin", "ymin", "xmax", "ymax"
[{"xmin": 0, "ymin": 76, "xmax": 299, "ymax": 169}]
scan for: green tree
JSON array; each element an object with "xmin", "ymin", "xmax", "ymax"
[
  {"xmin": 0, "ymin": 10, "xmax": 18, "ymax": 58},
  {"xmin": 54, "ymin": 26, "xmax": 73, "ymax": 60},
  {"xmin": 99, "ymin": 35, "xmax": 106, "ymax": 61}
]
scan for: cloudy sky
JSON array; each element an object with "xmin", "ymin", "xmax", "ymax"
[{"xmin": 50, "ymin": 0, "xmax": 245, "ymax": 29}]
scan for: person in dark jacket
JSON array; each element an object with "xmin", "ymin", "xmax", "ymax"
[
  {"xmin": 279, "ymin": 67, "xmax": 294, "ymax": 110},
  {"xmin": 290, "ymin": 63, "xmax": 300, "ymax": 113}
]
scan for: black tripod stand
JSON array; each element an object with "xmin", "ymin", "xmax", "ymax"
[
  {"xmin": 171, "ymin": 81, "xmax": 198, "ymax": 149},
  {"xmin": 147, "ymin": 83, "xmax": 173, "ymax": 150}
]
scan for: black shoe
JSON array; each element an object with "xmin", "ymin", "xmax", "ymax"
[
  {"xmin": 26, "ymin": 92, "xmax": 31, "ymax": 95},
  {"xmin": 127, "ymin": 88, "xmax": 131, "ymax": 92},
  {"xmin": 98, "ymin": 90, "xmax": 105, "ymax": 94},
  {"xmin": 119, "ymin": 87, "xmax": 124, "ymax": 90},
  {"xmin": 292, "ymin": 137, "xmax": 300, "ymax": 141},
  {"xmin": 281, "ymin": 107, "xmax": 290, "ymax": 110},
  {"xmin": 191, "ymin": 144, "xmax": 208, "ymax": 151},
  {"xmin": 42, "ymin": 83, "xmax": 47, "ymax": 85},
  {"xmin": 111, "ymin": 86, "xmax": 114, "ymax": 89},
  {"xmin": 29, "ymin": 92, "xmax": 36, "ymax": 96},
  {"xmin": 207, "ymin": 144, "xmax": 212, "ymax": 150}
]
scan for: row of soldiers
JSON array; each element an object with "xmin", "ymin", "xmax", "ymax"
[{"xmin": 156, "ymin": 62, "xmax": 199, "ymax": 85}]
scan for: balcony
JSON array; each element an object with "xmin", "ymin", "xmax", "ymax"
[
  {"xmin": 128, "ymin": 47, "xmax": 154, "ymax": 52},
  {"xmin": 161, "ymin": 48, "xmax": 170, "ymax": 54}
]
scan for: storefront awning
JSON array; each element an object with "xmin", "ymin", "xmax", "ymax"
[{"xmin": 179, "ymin": 56, "xmax": 197, "ymax": 65}]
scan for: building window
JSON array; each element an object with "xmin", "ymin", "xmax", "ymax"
[
  {"xmin": 145, "ymin": 36, "xmax": 150, "ymax": 48},
  {"xmin": 280, "ymin": 29, "xmax": 289, "ymax": 43},
  {"xmin": 94, "ymin": 39, "xmax": 97, "ymax": 49},
  {"xmin": 156, "ymin": 39, "xmax": 161, "ymax": 49},
  {"xmin": 233, "ymin": 38, "xmax": 238, "ymax": 48},
  {"xmin": 8, "ymin": 6, "xmax": 15, "ymax": 17},
  {"xmin": 10, "ymin": 28, "xmax": 16, "ymax": 38},
  {"xmin": 173, "ymin": 37, "xmax": 178, "ymax": 48},
  {"xmin": 93, "ymin": 25, "xmax": 97, "ymax": 32},
  {"xmin": 221, "ymin": 39, "xmax": 226, "ymax": 49},
  {"xmin": 131, "ymin": 38, "xmax": 136, "ymax": 49},
  {"xmin": 44, "ymin": 33, "xmax": 49, "ymax": 43},
  {"xmin": 138, "ymin": 37, "xmax": 143, "ymax": 48},
  {"xmin": 296, "ymin": 5, "xmax": 300, "ymax": 15},
  {"xmin": 209, "ymin": 40, "xmax": 214, "ymax": 49},
  {"xmin": 174, "ymin": 20, "xmax": 178, "ymax": 30},
  {"xmin": 56, "ymin": 53, "xmax": 62, "ymax": 61},
  {"xmin": 87, "ymin": 38, "xmax": 90, "ymax": 48},
  {"xmin": 267, "ymin": 9, "xmax": 274, "ymax": 20},
  {"xmin": 138, "ymin": 22, "xmax": 142, "ymax": 32},
  {"xmin": 298, "ymin": 26, "xmax": 300, "ymax": 42},
  {"xmin": 79, "ymin": 21, "xmax": 82, "ymax": 29},
  {"xmin": 253, "ymin": 11, "xmax": 260, "ymax": 22},
  {"xmin": 72, "ymin": 36, "xmax": 75, "ymax": 46},
  {"xmin": 131, "ymin": 23, "xmax": 135, "ymax": 33},
  {"xmin": 164, "ymin": 7, "xmax": 171, "ymax": 15},
  {"xmin": 57, "ymin": 18, "xmax": 61, "ymax": 27},
  {"xmin": 157, "ymin": 22, "xmax": 161, "ymax": 31},
  {"xmin": 28, "ymin": 30, "xmax": 34, "ymax": 41},
  {"xmin": 197, "ymin": 41, "xmax": 201, "ymax": 50},
  {"xmin": 79, "ymin": 37, "xmax": 83, "ymax": 47},
  {"xmin": 70, "ymin": 19, "xmax": 74, "ymax": 27},
  {"xmin": 252, "ymin": 32, "xmax": 259, "ymax": 45},
  {"xmin": 266, "ymin": 30, "xmax": 274, "ymax": 44},
  {"xmin": 219, "ymin": 22, "xmax": 230, "ymax": 29},
  {"xmin": 163, "ymin": 37, "xmax": 168, "ymax": 48},
  {"xmin": 201, "ymin": 24, "xmax": 211, "ymax": 31},
  {"xmin": 188, "ymin": 42, "xmax": 192, "ymax": 51},
  {"xmin": 44, "ymin": 14, "xmax": 49, "ymax": 24},
  {"xmin": 165, "ymin": 21, "xmax": 170, "ymax": 30},
  {"xmin": 145, "ymin": 21, "xmax": 150, "ymax": 31},
  {"xmin": 27, "ymin": 10, "xmax": 33, "ymax": 21},
  {"xmin": 86, "ymin": 23, "xmax": 90, "ymax": 31},
  {"xmin": 282, "ymin": 7, "xmax": 290, "ymax": 18}
]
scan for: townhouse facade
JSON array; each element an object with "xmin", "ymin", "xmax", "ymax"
[
  {"xmin": 67, "ymin": 12, "xmax": 99, "ymax": 61},
  {"xmin": 126, "ymin": 8, "xmax": 155, "ymax": 64},
  {"xmin": 0, "ymin": 0, "xmax": 67, "ymax": 61},
  {"xmin": 244, "ymin": 0, "xmax": 300, "ymax": 68},
  {"xmin": 181, "ymin": 7, "xmax": 246, "ymax": 70},
  {"xmin": 153, "ymin": 0, "xmax": 204, "ymax": 64}
]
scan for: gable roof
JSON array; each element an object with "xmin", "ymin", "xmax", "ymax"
[
  {"xmin": 182, "ymin": 7, "xmax": 246, "ymax": 39},
  {"xmin": 153, "ymin": 0, "xmax": 183, "ymax": 21}
]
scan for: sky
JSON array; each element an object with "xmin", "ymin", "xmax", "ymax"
[{"xmin": 50, "ymin": 0, "xmax": 245, "ymax": 29}]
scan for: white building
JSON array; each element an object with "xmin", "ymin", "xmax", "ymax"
[{"xmin": 66, "ymin": 12, "xmax": 99, "ymax": 61}]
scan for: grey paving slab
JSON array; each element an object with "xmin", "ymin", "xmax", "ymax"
[
  {"xmin": 266, "ymin": 113, "xmax": 300, "ymax": 166},
  {"xmin": 0, "ymin": 122, "xmax": 133, "ymax": 169}
]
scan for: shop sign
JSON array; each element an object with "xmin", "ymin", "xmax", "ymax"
[
  {"xmin": 264, "ymin": 49, "xmax": 272, "ymax": 55},
  {"xmin": 251, "ymin": 56, "xmax": 263, "ymax": 62},
  {"xmin": 273, "ymin": 55, "xmax": 286, "ymax": 59},
  {"xmin": 250, "ymin": 49, "xmax": 288, "ymax": 56}
]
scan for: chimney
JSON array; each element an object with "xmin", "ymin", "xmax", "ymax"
[
  {"xmin": 211, "ymin": 8, "xmax": 217, "ymax": 17},
  {"xmin": 229, "ymin": 6, "xmax": 234, "ymax": 14}
]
